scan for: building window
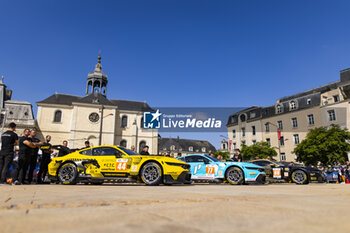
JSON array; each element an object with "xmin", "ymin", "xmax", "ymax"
[
  {"xmin": 241, "ymin": 140, "xmax": 246, "ymax": 145},
  {"xmin": 252, "ymin": 140, "xmax": 256, "ymax": 145},
  {"xmin": 141, "ymin": 117, "xmax": 144, "ymax": 128},
  {"xmin": 233, "ymin": 143, "xmax": 236, "ymax": 149},
  {"xmin": 251, "ymin": 126, "xmax": 256, "ymax": 135},
  {"xmin": 307, "ymin": 98, "xmax": 311, "ymax": 105},
  {"xmin": 242, "ymin": 127, "xmax": 246, "ymax": 137},
  {"xmin": 328, "ymin": 110, "xmax": 336, "ymax": 121},
  {"xmin": 277, "ymin": 105, "xmax": 282, "ymax": 113},
  {"xmin": 291, "ymin": 117, "xmax": 298, "ymax": 128},
  {"xmin": 281, "ymin": 153, "xmax": 286, "ymax": 161},
  {"xmin": 240, "ymin": 114, "xmax": 246, "ymax": 122},
  {"xmin": 307, "ymin": 114, "xmax": 314, "ymax": 125},
  {"xmin": 188, "ymin": 146, "xmax": 193, "ymax": 152},
  {"xmin": 265, "ymin": 123, "xmax": 270, "ymax": 132},
  {"xmin": 290, "ymin": 101, "xmax": 296, "ymax": 110},
  {"xmin": 333, "ymin": 95, "xmax": 340, "ymax": 103},
  {"xmin": 266, "ymin": 138, "xmax": 271, "ymax": 145},
  {"xmin": 120, "ymin": 140, "xmax": 127, "ymax": 147},
  {"xmin": 170, "ymin": 145, "xmax": 176, "ymax": 151},
  {"xmin": 250, "ymin": 112, "xmax": 256, "ymax": 118},
  {"xmin": 54, "ymin": 110, "xmax": 62, "ymax": 122},
  {"xmin": 222, "ymin": 144, "xmax": 226, "ymax": 150},
  {"xmin": 201, "ymin": 147, "xmax": 206, "ymax": 153},
  {"xmin": 121, "ymin": 115, "xmax": 128, "ymax": 128},
  {"xmin": 280, "ymin": 136, "xmax": 285, "ymax": 147},
  {"xmin": 232, "ymin": 130, "xmax": 236, "ymax": 138},
  {"xmin": 277, "ymin": 120, "xmax": 283, "ymax": 130},
  {"xmin": 293, "ymin": 134, "xmax": 300, "ymax": 145}
]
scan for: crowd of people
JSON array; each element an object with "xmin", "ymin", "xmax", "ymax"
[{"xmin": 0, "ymin": 122, "xmax": 79, "ymax": 185}]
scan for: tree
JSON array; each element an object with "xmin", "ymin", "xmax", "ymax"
[
  {"xmin": 240, "ymin": 142, "xmax": 277, "ymax": 160},
  {"xmin": 212, "ymin": 151, "xmax": 230, "ymax": 160},
  {"xmin": 293, "ymin": 124, "xmax": 350, "ymax": 166}
]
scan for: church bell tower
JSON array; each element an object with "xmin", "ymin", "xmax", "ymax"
[{"xmin": 86, "ymin": 55, "xmax": 108, "ymax": 96}]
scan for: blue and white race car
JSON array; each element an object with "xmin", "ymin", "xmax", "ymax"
[{"xmin": 177, "ymin": 154, "xmax": 266, "ymax": 185}]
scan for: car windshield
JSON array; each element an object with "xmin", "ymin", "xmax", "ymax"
[
  {"xmin": 204, "ymin": 154, "xmax": 219, "ymax": 162},
  {"xmin": 118, "ymin": 147, "xmax": 138, "ymax": 155}
]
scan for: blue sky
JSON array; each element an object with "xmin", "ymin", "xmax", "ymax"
[{"xmin": 1, "ymin": 0, "xmax": 350, "ymax": 147}]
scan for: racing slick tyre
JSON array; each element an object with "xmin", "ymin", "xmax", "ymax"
[
  {"xmin": 291, "ymin": 170, "xmax": 309, "ymax": 185},
  {"xmin": 57, "ymin": 162, "xmax": 78, "ymax": 185},
  {"xmin": 225, "ymin": 166, "xmax": 244, "ymax": 185},
  {"xmin": 140, "ymin": 162, "xmax": 162, "ymax": 186}
]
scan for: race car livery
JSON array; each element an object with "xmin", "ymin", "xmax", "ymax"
[
  {"xmin": 177, "ymin": 154, "xmax": 266, "ymax": 185},
  {"xmin": 248, "ymin": 159, "xmax": 325, "ymax": 185},
  {"xmin": 48, "ymin": 145, "xmax": 191, "ymax": 185}
]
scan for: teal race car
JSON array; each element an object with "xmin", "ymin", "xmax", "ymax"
[{"xmin": 177, "ymin": 154, "xmax": 266, "ymax": 185}]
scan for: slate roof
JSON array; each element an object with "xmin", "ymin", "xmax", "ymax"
[
  {"xmin": 159, "ymin": 137, "xmax": 216, "ymax": 152},
  {"xmin": 37, "ymin": 93, "xmax": 153, "ymax": 112}
]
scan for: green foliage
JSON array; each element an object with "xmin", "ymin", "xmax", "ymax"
[
  {"xmin": 293, "ymin": 124, "xmax": 350, "ymax": 166},
  {"xmin": 212, "ymin": 151, "xmax": 230, "ymax": 160},
  {"xmin": 240, "ymin": 142, "xmax": 277, "ymax": 160}
]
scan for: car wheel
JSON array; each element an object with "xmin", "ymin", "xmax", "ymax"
[
  {"xmin": 226, "ymin": 167, "xmax": 244, "ymax": 185},
  {"xmin": 58, "ymin": 162, "xmax": 78, "ymax": 185},
  {"xmin": 141, "ymin": 162, "xmax": 162, "ymax": 186},
  {"xmin": 291, "ymin": 170, "xmax": 309, "ymax": 185}
]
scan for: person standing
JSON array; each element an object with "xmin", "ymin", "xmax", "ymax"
[
  {"xmin": 130, "ymin": 145, "xmax": 136, "ymax": 152},
  {"xmin": 27, "ymin": 129, "xmax": 42, "ymax": 183},
  {"xmin": 0, "ymin": 122, "xmax": 18, "ymax": 184},
  {"xmin": 83, "ymin": 141, "xmax": 90, "ymax": 149},
  {"xmin": 140, "ymin": 146, "xmax": 150, "ymax": 155},
  {"xmin": 13, "ymin": 129, "xmax": 40, "ymax": 185},
  {"xmin": 234, "ymin": 149, "xmax": 242, "ymax": 162},
  {"xmin": 57, "ymin": 140, "xmax": 70, "ymax": 157},
  {"xmin": 37, "ymin": 135, "xmax": 52, "ymax": 184}
]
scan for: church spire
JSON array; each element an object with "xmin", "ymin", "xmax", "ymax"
[{"xmin": 86, "ymin": 52, "xmax": 108, "ymax": 97}]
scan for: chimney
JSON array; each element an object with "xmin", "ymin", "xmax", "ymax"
[{"xmin": 340, "ymin": 68, "xmax": 350, "ymax": 82}]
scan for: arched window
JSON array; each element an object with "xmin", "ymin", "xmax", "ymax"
[
  {"xmin": 240, "ymin": 114, "xmax": 246, "ymax": 122},
  {"xmin": 54, "ymin": 110, "xmax": 62, "ymax": 122},
  {"xmin": 201, "ymin": 147, "xmax": 206, "ymax": 152},
  {"xmin": 188, "ymin": 146, "xmax": 193, "ymax": 152},
  {"xmin": 139, "ymin": 141, "xmax": 146, "ymax": 153},
  {"xmin": 121, "ymin": 115, "xmax": 128, "ymax": 128},
  {"xmin": 120, "ymin": 140, "xmax": 127, "ymax": 148},
  {"xmin": 170, "ymin": 145, "xmax": 176, "ymax": 151}
]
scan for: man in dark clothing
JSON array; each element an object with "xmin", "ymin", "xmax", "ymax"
[
  {"xmin": 0, "ymin": 122, "xmax": 19, "ymax": 184},
  {"xmin": 13, "ymin": 129, "xmax": 40, "ymax": 185},
  {"xmin": 27, "ymin": 129, "xmax": 42, "ymax": 183},
  {"xmin": 83, "ymin": 141, "xmax": 90, "ymax": 149},
  {"xmin": 53, "ymin": 140, "xmax": 70, "ymax": 157},
  {"xmin": 234, "ymin": 149, "xmax": 243, "ymax": 162},
  {"xmin": 37, "ymin": 135, "xmax": 52, "ymax": 184},
  {"xmin": 140, "ymin": 146, "xmax": 150, "ymax": 155}
]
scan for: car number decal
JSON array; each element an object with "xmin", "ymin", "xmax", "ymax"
[
  {"xmin": 206, "ymin": 165, "xmax": 216, "ymax": 175},
  {"xmin": 273, "ymin": 168, "xmax": 282, "ymax": 178},
  {"xmin": 116, "ymin": 159, "xmax": 128, "ymax": 171}
]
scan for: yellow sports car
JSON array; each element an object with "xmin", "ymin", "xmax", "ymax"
[{"xmin": 48, "ymin": 145, "xmax": 191, "ymax": 185}]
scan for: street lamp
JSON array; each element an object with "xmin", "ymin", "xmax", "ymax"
[{"xmin": 266, "ymin": 121, "xmax": 282, "ymax": 161}]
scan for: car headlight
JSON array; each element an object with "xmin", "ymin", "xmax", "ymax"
[{"xmin": 165, "ymin": 162, "xmax": 190, "ymax": 170}]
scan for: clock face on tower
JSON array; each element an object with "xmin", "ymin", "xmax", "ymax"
[{"xmin": 89, "ymin": 112, "xmax": 100, "ymax": 123}]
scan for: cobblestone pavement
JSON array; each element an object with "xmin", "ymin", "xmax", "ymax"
[{"xmin": 0, "ymin": 183, "xmax": 349, "ymax": 233}]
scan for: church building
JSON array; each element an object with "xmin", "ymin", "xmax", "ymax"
[{"xmin": 36, "ymin": 55, "xmax": 158, "ymax": 153}]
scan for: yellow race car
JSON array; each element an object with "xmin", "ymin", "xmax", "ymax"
[{"xmin": 48, "ymin": 145, "xmax": 191, "ymax": 185}]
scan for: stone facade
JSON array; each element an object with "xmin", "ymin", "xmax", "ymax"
[
  {"xmin": 36, "ymin": 56, "xmax": 158, "ymax": 153},
  {"xmin": 227, "ymin": 68, "xmax": 350, "ymax": 161}
]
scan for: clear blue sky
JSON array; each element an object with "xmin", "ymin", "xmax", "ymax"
[{"xmin": 1, "ymin": 0, "xmax": 350, "ymax": 148}]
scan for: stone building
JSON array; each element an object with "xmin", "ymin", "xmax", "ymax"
[
  {"xmin": 227, "ymin": 68, "xmax": 350, "ymax": 161},
  {"xmin": 159, "ymin": 137, "xmax": 216, "ymax": 156},
  {"xmin": 0, "ymin": 77, "xmax": 36, "ymax": 138},
  {"xmin": 36, "ymin": 56, "xmax": 158, "ymax": 153}
]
